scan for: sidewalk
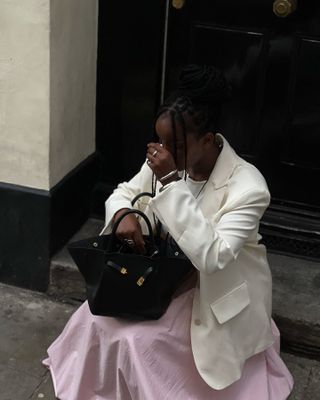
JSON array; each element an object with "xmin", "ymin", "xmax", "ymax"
[
  {"xmin": 0, "ymin": 283, "xmax": 77, "ymax": 400},
  {"xmin": 0, "ymin": 282, "xmax": 319, "ymax": 400}
]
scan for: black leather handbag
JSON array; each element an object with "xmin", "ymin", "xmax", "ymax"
[{"xmin": 68, "ymin": 200, "xmax": 193, "ymax": 320}]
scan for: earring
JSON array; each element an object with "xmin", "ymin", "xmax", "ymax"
[{"xmin": 215, "ymin": 135, "xmax": 223, "ymax": 150}]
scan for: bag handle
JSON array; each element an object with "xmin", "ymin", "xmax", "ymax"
[
  {"xmin": 131, "ymin": 192, "xmax": 153, "ymax": 207},
  {"xmin": 130, "ymin": 192, "xmax": 162, "ymax": 245},
  {"xmin": 108, "ymin": 209, "xmax": 155, "ymax": 251}
]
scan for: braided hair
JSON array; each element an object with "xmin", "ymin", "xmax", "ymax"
[{"xmin": 151, "ymin": 64, "xmax": 231, "ymax": 195}]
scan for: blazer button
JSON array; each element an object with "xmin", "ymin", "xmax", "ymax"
[{"xmin": 194, "ymin": 319, "xmax": 201, "ymax": 326}]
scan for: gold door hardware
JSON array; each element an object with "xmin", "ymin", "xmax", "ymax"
[
  {"xmin": 273, "ymin": 0, "xmax": 297, "ymax": 18},
  {"xmin": 172, "ymin": 0, "xmax": 185, "ymax": 10}
]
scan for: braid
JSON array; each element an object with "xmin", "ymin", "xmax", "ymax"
[
  {"xmin": 169, "ymin": 109, "xmax": 178, "ymax": 163},
  {"xmin": 156, "ymin": 98, "xmax": 191, "ymax": 180},
  {"xmin": 152, "ymin": 65, "xmax": 231, "ymax": 190},
  {"xmin": 173, "ymin": 104, "xmax": 188, "ymax": 178}
]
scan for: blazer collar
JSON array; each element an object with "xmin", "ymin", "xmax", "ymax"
[{"xmin": 208, "ymin": 134, "xmax": 238, "ymax": 189}]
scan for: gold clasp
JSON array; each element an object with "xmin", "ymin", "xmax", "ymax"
[
  {"xmin": 137, "ymin": 277, "xmax": 145, "ymax": 286},
  {"xmin": 120, "ymin": 267, "xmax": 127, "ymax": 275},
  {"xmin": 136, "ymin": 266, "xmax": 153, "ymax": 286}
]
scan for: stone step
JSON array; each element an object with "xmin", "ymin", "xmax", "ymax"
[
  {"xmin": 48, "ymin": 218, "xmax": 104, "ymax": 302},
  {"xmin": 268, "ymin": 252, "xmax": 320, "ymax": 360},
  {"xmin": 48, "ymin": 218, "xmax": 320, "ymax": 361},
  {"xmin": 282, "ymin": 352, "xmax": 320, "ymax": 400}
]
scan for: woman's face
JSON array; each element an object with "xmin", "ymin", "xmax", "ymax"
[{"xmin": 155, "ymin": 114, "xmax": 207, "ymax": 171}]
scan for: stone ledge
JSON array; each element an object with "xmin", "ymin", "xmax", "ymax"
[
  {"xmin": 48, "ymin": 218, "xmax": 104, "ymax": 301},
  {"xmin": 282, "ymin": 352, "xmax": 320, "ymax": 400},
  {"xmin": 268, "ymin": 252, "xmax": 320, "ymax": 360}
]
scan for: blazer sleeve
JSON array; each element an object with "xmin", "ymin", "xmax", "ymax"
[
  {"xmin": 100, "ymin": 162, "xmax": 152, "ymax": 235},
  {"xmin": 149, "ymin": 179, "xmax": 270, "ymax": 274}
]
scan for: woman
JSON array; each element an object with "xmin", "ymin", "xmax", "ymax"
[{"xmin": 43, "ymin": 65, "xmax": 293, "ymax": 399}]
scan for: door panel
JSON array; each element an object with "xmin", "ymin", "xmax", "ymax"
[
  {"xmin": 282, "ymin": 38, "xmax": 320, "ymax": 170},
  {"xmin": 96, "ymin": 0, "xmax": 164, "ymax": 185},
  {"xmin": 165, "ymin": 0, "xmax": 320, "ymax": 208},
  {"xmin": 190, "ymin": 25, "xmax": 267, "ymax": 158}
]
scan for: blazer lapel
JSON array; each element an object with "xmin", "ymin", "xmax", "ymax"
[
  {"xmin": 200, "ymin": 134, "xmax": 238, "ymax": 218},
  {"xmin": 200, "ymin": 182, "xmax": 227, "ymax": 218}
]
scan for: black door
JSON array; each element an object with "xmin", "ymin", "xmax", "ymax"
[
  {"xmin": 96, "ymin": 1, "xmax": 165, "ymax": 187},
  {"xmin": 94, "ymin": 1, "xmax": 166, "ymax": 215},
  {"xmin": 164, "ymin": 0, "xmax": 320, "ymax": 258}
]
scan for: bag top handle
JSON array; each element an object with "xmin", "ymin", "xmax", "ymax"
[
  {"xmin": 131, "ymin": 192, "xmax": 153, "ymax": 207},
  {"xmin": 130, "ymin": 191, "xmax": 162, "ymax": 244},
  {"xmin": 108, "ymin": 209, "xmax": 155, "ymax": 251}
]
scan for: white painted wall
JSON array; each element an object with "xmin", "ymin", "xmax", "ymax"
[
  {"xmin": 0, "ymin": 0, "xmax": 50, "ymax": 189},
  {"xmin": 0, "ymin": 0, "xmax": 98, "ymax": 190},
  {"xmin": 50, "ymin": 0, "xmax": 98, "ymax": 188}
]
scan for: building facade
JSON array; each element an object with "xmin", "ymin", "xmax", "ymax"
[{"xmin": 1, "ymin": 0, "xmax": 319, "ymax": 291}]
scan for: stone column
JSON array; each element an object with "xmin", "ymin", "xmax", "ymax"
[{"xmin": 0, "ymin": 0, "xmax": 99, "ymax": 291}]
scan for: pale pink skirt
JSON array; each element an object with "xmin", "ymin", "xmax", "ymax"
[{"xmin": 43, "ymin": 288, "xmax": 293, "ymax": 400}]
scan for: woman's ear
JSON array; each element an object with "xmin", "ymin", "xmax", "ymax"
[{"xmin": 202, "ymin": 132, "xmax": 215, "ymax": 146}]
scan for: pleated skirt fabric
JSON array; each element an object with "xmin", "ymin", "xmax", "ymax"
[{"xmin": 43, "ymin": 288, "xmax": 293, "ymax": 400}]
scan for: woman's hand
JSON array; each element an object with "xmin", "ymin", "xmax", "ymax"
[
  {"xmin": 113, "ymin": 208, "xmax": 146, "ymax": 254},
  {"xmin": 146, "ymin": 143, "xmax": 178, "ymax": 184}
]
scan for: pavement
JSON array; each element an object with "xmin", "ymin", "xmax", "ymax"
[
  {"xmin": 1, "ymin": 217, "xmax": 320, "ymax": 400},
  {"xmin": 1, "ymin": 282, "xmax": 320, "ymax": 400},
  {"xmin": 0, "ymin": 283, "xmax": 78, "ymax": 400}
]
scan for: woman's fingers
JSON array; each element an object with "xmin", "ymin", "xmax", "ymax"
[
  {"xmin": 146, "ymin": 144, "xmax": 161, "ymax": 164},
  {"xmin": 132, "ymin": 230, "xmax": 146, "ymax": 254},
  {"xmin": 146, "ymin": 142, "xmax": 176, "ymax": 179},
  {"xmin": 114, "ymin": 214, "xmax": 146, "ymax": 254},
  {"xmin": 115, "ymin": 215, "xmax": 136, "ymax": 238},
  {"xmin": 147, "ymin": 142, "xmax": 163, "ymax": 155}
]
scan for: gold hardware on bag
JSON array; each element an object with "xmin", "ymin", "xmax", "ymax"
[
  {"xmin": 107, "ymin": 261, "xmax": 128, "ymax": 275},
  {"xmin": 93, "ymin": 242, "xmax": 98, "ymax": 247},
  {"xmin": 273, "ymin": 0, "xmax": 297, "ymax": 17},
  {"xmin": 136, "ymin": 267, "xmax": 153, "ymax": 286},
  {"xmin": 137, "ymin": 277, "xmax": 145, "ymax": 286},
  {"xmin": 172, "ymin": 0, "xmax": 185, "ymax": 10}
]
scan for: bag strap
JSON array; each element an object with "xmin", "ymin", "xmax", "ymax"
[
  {"xmin": 109, "ymin": 209, "xmax": 155, "ymax": 251},
  {"xmin": 130, "ymin": 192, "xmax": 162, "ymax": 244},
  {"xmin": 131, "ymin": 192, "xmax": 153, "ymax": 207}
]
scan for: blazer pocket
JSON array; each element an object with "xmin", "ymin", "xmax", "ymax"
[{"xmin": 210, "ymin": 281, "xmax": 250, "ymax": 324}]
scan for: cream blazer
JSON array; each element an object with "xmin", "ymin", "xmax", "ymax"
[{"xmin": 100, "ymin": 134, "xmax": 274, "ymax": 390}]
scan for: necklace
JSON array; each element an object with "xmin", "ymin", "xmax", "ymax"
[
  {"xmin": 186, "ymin": 174, "xmax": 208, "ymax": 199},
  {"xmin": 195, "ymin": 179, "xmax": 208, "ymax": 199},
  {"xmin": 188, "ymin": 137, "xmax": 222, "ymax": 198},
  {"xmin": 158, "ymin": 176, "xmax": 208, "ymax": 245}
]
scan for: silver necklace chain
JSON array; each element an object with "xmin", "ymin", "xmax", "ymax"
[{"xmin": 195, "ymin": 179, "xmax": 208, "ymax": 199}]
